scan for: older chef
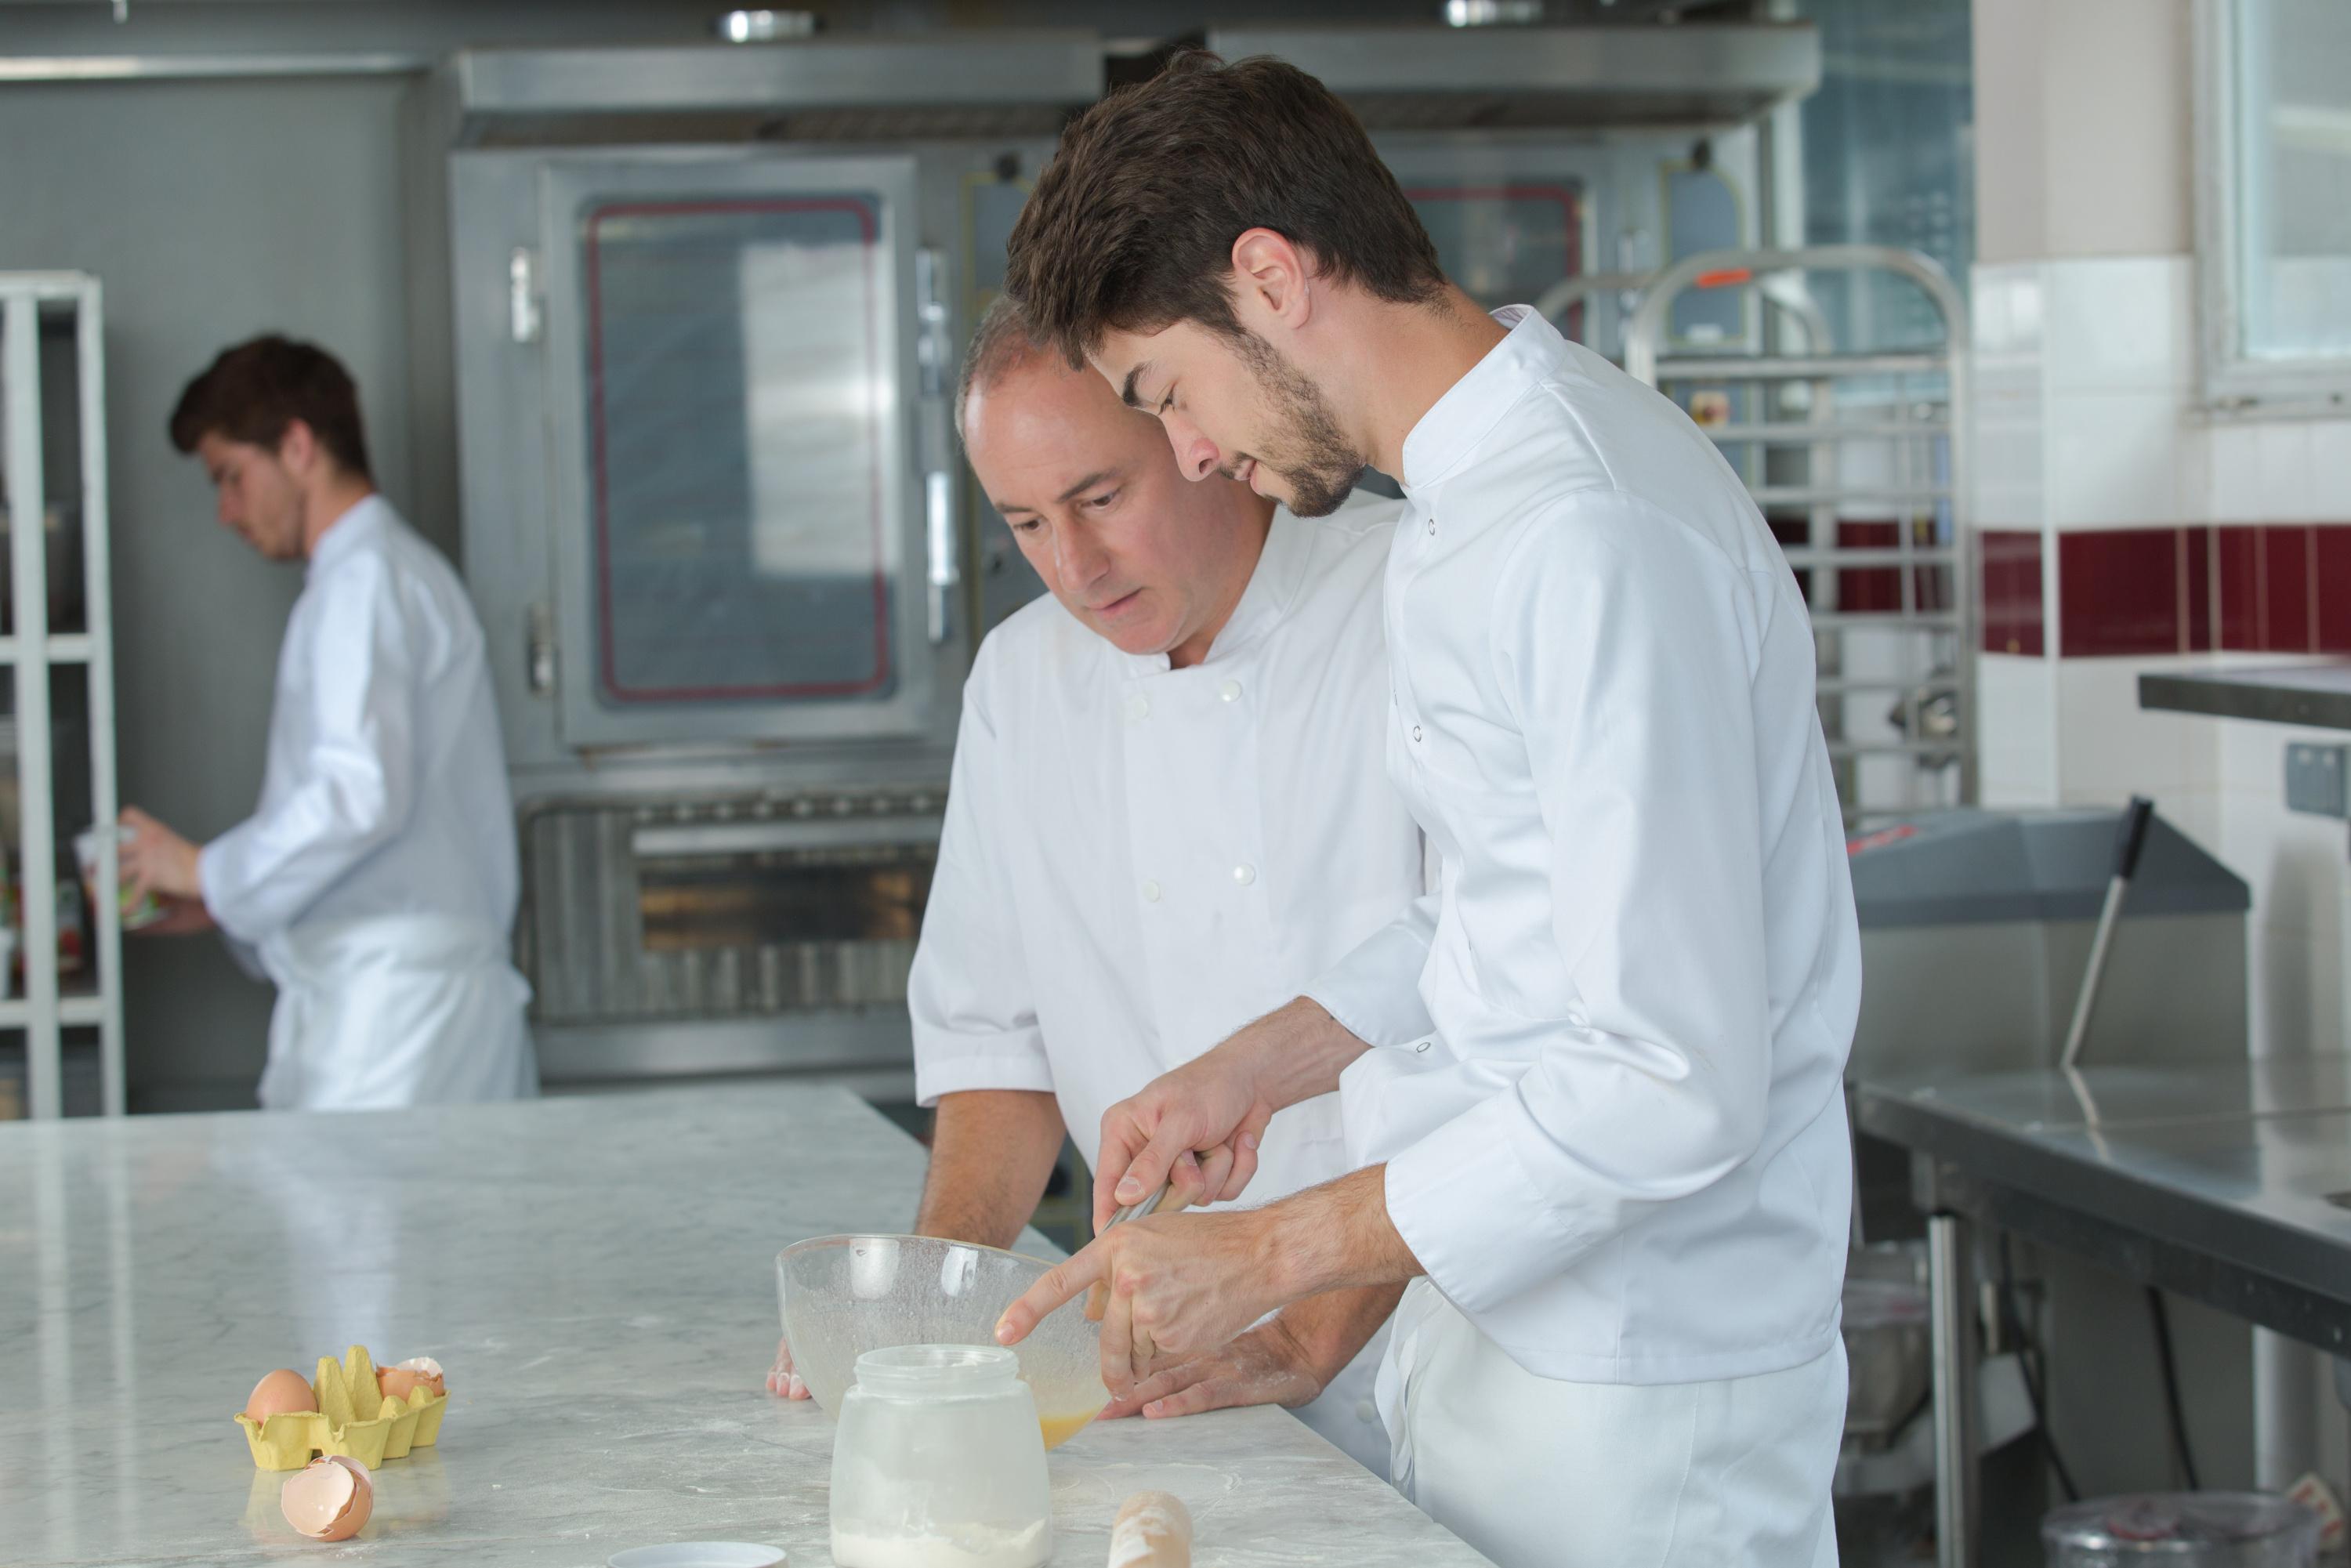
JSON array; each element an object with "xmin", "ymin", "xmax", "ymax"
[
  {"xmin": 770, "ymin": 297, "xmax": 1418, "ymax": 1474},
  {"xmin": 994, "ymin": 55, "xmax": 1862, "ymax": 1568},
  {"xmin": 118, "ymin": 335, "xmax": 535, "ymax": 1111}
]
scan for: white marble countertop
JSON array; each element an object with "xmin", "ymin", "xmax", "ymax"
[{"xmin": 0, "ymin": 1084, "xmax": 1488, "ymax": 1567}]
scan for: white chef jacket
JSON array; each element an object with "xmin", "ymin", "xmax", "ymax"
[
  {"xmin": 199, "ymin": 494, "xmax": 535, "ymax": 1110},
  {"xmin": 910, "ymin": 499, "xmax": 1423, "ymax": 1184},
  {"xmin": 1306, "ymin": 306, "xmax": 1862, "ymax": 1386},
  {"xmin": 908, "ymin": 501, "xmax": 1425, "ymax": 1466}
]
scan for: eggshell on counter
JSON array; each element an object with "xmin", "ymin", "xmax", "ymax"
[{"xmin": 280, "ymin": 1454, "xmax": 372, "ymax": 1541}]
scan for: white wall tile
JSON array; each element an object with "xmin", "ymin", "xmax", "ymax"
[
  {"xmin": 2055, "ymin": 656, "xmax": 2222, "ymax": 799},
  {"xmin": 2255, "ymin": 422, "xmax": 2319, "ymax": 523},
  {"xmin": 2045, "ymin": 387, "xmax": 2189, "ymax": 527},
  {"xmin": 2174, "ymin": 422, "xmax": 2213, "ymax": 522},
  {"xmin": 2211, "ymin": 424, "xmax": 2266, "ymax": 523},
  {"xmin": 2309, "ymin": 420, "xmax": 2351, "ymax": 520},
  {"xmin": 1976, "ymin": 649, "xmax": 2056, "ymax": 750},
  {"xmin": 2045, "ymin": 255, "xmax": 2193, "ymax": 393},
  {"xmin": 1971, "ymin": 261, "xmax": 2045, "ymax": 358}
]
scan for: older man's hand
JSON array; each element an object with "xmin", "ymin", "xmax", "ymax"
[{"xmin": 997, "ymin": 1207, "xmax": 1288, "ymax": 1403}]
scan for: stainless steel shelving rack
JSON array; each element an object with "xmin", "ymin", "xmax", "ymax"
[{"xmin": 1, "ymin": 272, "xmax": 125, "ymax": 1119}]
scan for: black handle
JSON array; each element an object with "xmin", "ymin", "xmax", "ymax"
[{"xmin": 2113, "ymin": 796, "xmax": 2156, "ymax": 881}]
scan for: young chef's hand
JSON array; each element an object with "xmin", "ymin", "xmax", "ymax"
[
  {"xmin": 1093, "ymin": 998, "xmax": 1369, "ymax": 1232},
  {"xmin": 115, "ymin": 809, "xmax": 204, "ymax": 904},
  {"xmin": 1092, "ymin": 1040, "xmax": 1276, "ymax": 1233},
  {"xmin": 997, "ymin": 1208, "xmax": 1288, "ymax": 1403},
  {"xmin": 766, "ymin": 1335, "xmax": 810, "ymax": 1400}
]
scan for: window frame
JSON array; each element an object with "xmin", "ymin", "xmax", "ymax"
[{"xmin": 2194, "ymin": 0, "xmax": 2351, "ymax": 418}]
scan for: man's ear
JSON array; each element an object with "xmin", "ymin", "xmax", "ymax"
[
  {"xmin": 277, "ymin": 418, "xmax": 319, "ymax": 476},
  {"xmin": 1230, "ymin": 227, "xmax": 1313, "ymax": 332}
]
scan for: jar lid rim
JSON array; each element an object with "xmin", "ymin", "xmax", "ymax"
[{"xmin": 853, "ymin": 1343, "xmax": 1020, "ymax": 1389}]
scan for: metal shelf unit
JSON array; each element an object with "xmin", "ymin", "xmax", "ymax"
[
  {"xmin": 1, "ymin": 273, "xmax": 125, "ymax": 1118},
  {"xmin": 1621, "ymin": 244, "xmax": 1976, "ymax": 827}
]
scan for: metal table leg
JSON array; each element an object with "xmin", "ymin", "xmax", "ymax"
[{"xmin": 1930, "ymin": 1212, "xmax": 1979, "ymax": 1568}]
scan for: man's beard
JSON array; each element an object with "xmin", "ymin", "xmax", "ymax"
[{"xmin": 1234, "ymin": 330, "xmax": 1365, "ymax": 518}]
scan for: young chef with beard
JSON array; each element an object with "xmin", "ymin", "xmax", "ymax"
[
  {"xmin": 767, "ymin": 295, "xmax": 1420, "ymax": 1475},
  {"xmin": 991, "ymin": 54, "xmax": 1864, "ymax": 1567},
  {"xmin": 118, "ymin": 335, "xmax": 535, "ymax": 1110}
]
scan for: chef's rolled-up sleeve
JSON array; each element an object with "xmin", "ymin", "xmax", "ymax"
[
  {"xmin": 1385, "ymin": 494, "xmax": 1774, "ymax": 1316},
  {"xmin": 1302, "ymin": 893, "xmax": 1437, "ymax": 1049},
  {"xmin": 199, "ymin": 559, "xmax": 418, "ymax": 944},
  {"xmin": 909, "ymin": 657, "xmax": 1053, "ymax": 1106}
]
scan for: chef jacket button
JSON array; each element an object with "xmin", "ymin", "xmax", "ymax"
[
  {"xmin": 1126, "ymin": 693, "xmax": 1150, "ymax": 722},
  {"xmin": 1426, "ymin": 516, "xmax": 1436, "ymax": 535},
  {"xmin": 1219, "ymin": 679, "xmax": 1242, "ymax": 702},
  {"xmin": 1357, "ymin": 1399, "xmax": 1378, "ymax": 1424},
  {"xmin": 1232, "ymin": 863, "xmax": 1256, "ymax": 886},
  {"xmin": 1141, "ymin": 879, "xmax": 1161, "ymax": 903},
  {"xmin": 1414, "ymin": 1040, "xmax": 1432, "ymax": 1054},
  {"xmin": 1411, "ymin": 725, "xmax": 1423, "ymax": 743}
]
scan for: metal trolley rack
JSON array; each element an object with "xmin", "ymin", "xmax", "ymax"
[
  {"xmin": 0, "ymin": 273, "xmax": 125, "ymax": 1119},
  {"xmin": 1622, "ymin": 244, "xmax": 1975, "ymax": 825}
]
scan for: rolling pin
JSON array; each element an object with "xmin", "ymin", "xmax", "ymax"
[{"xmin": 1108, "ymin": 1490, "xmax": 1193, "ymax": 1567}]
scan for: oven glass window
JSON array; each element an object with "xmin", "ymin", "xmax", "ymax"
[{"xmin": 581, "ymin": 195, "xmax": 898, "ymax": 707}]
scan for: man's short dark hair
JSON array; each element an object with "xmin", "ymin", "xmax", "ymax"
[
  {"xmin": 168, "ymin": 335, "xmax": 373, "ymax": 480},
  {"xmin": 955, "ymin": 293, "xmax": 1056, "ymax": 446},
  {"xmin": 1004, "ymin": 51, "xmax": 1447, "ymax": 368}
]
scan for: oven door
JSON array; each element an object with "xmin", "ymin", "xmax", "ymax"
[{"xmin": 538, "ymin": 151, "xmax": 944, "ymax": 750}]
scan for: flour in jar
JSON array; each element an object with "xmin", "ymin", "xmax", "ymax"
[{"xmin": 829, "ymin": 1519, "xmax": 1052, "ymax": 1568}]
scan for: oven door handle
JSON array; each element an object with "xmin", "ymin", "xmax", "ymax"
[
  {"xmin": 631, "ymin": 814, "xmax": 942, "ymax": 860},
  {"xmin": 926, "ymin": 467, "xmax": 958, "ymax": 646}
]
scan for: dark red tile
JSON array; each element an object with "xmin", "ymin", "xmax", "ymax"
[
  {"xmin": 2259, "ymin": 525, "xmax": 2317, "ymax": 652},
  {"xmin": 1836, "ymin": 519, "xmax": 1900, "ymax": 614},
  {"xmin": 2317, "ymin": 524, "xmax": 2351, "ymax": 653},
  {"xmin": 2183, "ymin": 526, "xmax": 2215, "ymax": 652},
  {"xmin": 2059, "ymin": 527, "xmax": 2182, "ymax": 657},
  {"xmin": 1979, "ymin": 529, "xmax": 2045, "ymax": 656},
  {"xmin": 2216, "ymin": 526, "xmax": 2259, "ymax": 650}
]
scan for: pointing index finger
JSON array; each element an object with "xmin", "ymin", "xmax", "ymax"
[{"xmin": 994, "ymin": 1242, "xmax": 1107, "ymax": 1348}]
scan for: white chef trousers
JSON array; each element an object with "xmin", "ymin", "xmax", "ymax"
[
  {"xmin": 258, "ymin": 914, "xmax": 538, "ymax": 1111},
  {"xmin": 1379, "ymin": 1281, "xmax": 1846, "ymax": 1568},
  {"xmin": 1293, "ymin": 1320, "xmax": 1395, "ymax": 1481}
]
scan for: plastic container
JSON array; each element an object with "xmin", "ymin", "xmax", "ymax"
[
  {"xmin": 778, "ymin": 1233, "xmax": 1107, "ymax": 1448},
  {"xmin": 828, "ymin": 1345, "xmax": 1052, "ymax": 1568},
  {"xmin": 2043, "ymin": 1492, "xmax": 2321, "ymax": 1566}
]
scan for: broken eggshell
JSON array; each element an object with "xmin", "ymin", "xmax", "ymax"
[
  {"xmin": 378, "ymin": 1356, "xmax": 447, "ymax": 1403},
  {"xmin": 281, "ymin": 1454, "xmax": 373, "ymax": 1541}
]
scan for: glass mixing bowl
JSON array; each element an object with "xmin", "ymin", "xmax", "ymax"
[{"xmin": 777, "ymin": 1234, "xmax": 1109, "ymax": 1449}]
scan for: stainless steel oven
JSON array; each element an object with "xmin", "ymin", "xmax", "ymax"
[{"xmin": 427, "ymin": 34, "xmax": 1095, "ymax": 1085}]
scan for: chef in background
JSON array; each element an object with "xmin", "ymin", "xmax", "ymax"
[
  {"xmin": 118, "ymin": 334, "xmax": 536, "ymax": 1111},
  {"xmin": 770, "ymin": 296, "xmax": 1418, "ymax": 1475}
]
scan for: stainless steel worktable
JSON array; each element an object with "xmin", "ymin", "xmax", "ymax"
[
  {"xmin": 2139, "ymin": 664, "xmax": 2351, "ymax": 731},
  {"xmin": 0, "ymin": 1085, "xmax": 1488, "ymax": 1567},
  {"xmin": 1854, "ymin": 1054, "xmax": 2351, "ymax": 1568}
]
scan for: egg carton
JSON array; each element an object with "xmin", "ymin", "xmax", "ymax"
[{"xmin": 233, "ymin": 1345, "xmax": 447, "ymax": 1472}]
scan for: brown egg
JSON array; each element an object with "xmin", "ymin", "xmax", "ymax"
[
  {"xmin": 378, "ymin": 1356, "xmax": 447, "ymax": 1402},
  {"xmin": 245, "ymin": 1369, "xmax": 319, "ymax": 1422},
  {"xmin": 281, "ymin": 1454, "xmax": 372, "ymax": 1541}
]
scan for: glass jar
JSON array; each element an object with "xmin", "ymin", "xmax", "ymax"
[{"xmin": 828, "ymin": 1344, "xmax": 1052, "ymax": 1568}]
